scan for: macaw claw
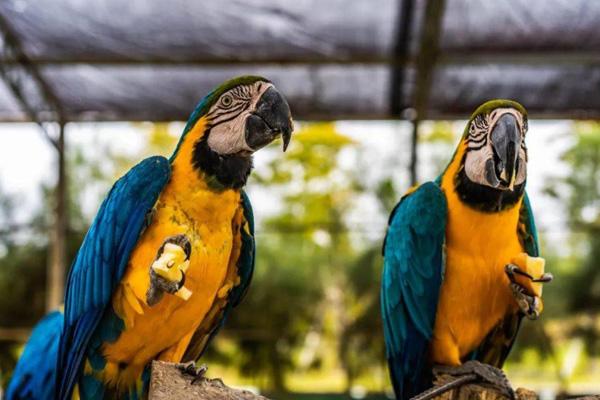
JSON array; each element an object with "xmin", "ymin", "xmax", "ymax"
[
  {"xmin": 146, "ymin": 235, "xmax": 192, "ymax": 306},
  {"xmin": 505, "ymin": 264, "xmax": 550, "ymax": 319},
  {"xmin": 415, "ymin": 361, "xmax": 515, "ymax": 400},
  {"xmin": 505, "ymin": 264, "xmax": 553, "ymax": 284},
  {"xmin": 510, "ymin": 283, "xmax": 541, "ymax": 320},
  {"xmin": 177, "ymin": 361, "xmax": 208, "ymax": 385}
]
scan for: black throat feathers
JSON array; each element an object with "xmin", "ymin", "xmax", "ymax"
[
  {"xmin": 454, "ymin": 157, "xmax": 525, "ymax": 213},
  {"xmin": 192, "ymin": 133, "xmax": 253, "ymax": 190}
]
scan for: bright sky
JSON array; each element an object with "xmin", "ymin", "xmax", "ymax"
[{"xmin": 0, "ymin": 120, "xmax": 573, "ymax": 248}]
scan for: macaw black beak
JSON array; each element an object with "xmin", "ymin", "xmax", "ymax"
[
  {"xmin": 490, "ymin": 113, "xmax": 521, "ymax": 190},
  {"xmin": 245, "ymin": 86, "xmax": 294, "ymax": 152}
]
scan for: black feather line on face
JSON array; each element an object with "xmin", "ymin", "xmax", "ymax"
[
  {"xmin": 455, "ymin": 154, "xmax": 525, "ymax": 212},
  {"xmin": 192, "ymin": 130, "xmax": 253, "ymax": 190}
]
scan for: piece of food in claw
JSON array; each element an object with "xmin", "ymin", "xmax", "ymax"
[
  {"xmin": 510, "ymin": 253, "xmax": 546, "ymax": 297},
  {"xmin": 534, "ymin": 293, "xmax": 543, "ymax": 315},
  {"xmin": 175, "ymin": 285, "xmax": 192, "ymax": 301},
  {"xmin": 150, "ymin": 242, "xmax": 192, "ymax": 301},
  {"xmin": 152, "ymin": 243, "xmax": 187, "ymax": 282}
]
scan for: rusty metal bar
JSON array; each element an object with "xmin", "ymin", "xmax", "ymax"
[
  {"xmin": 409, "ymin": 0, "xmax": 446, "ymax": 185},
  {"xmin": 0, "ymin": 14, "xmax": 64, "ymax": 144},
  {"xmin": 0, "ymin": 14, "xmax": 68, "ymax": 312},
  {"xmin": 46, "ymin": 123, "xmax": 67, "ymax": 312}
]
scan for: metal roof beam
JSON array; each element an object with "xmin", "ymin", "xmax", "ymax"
[
  {"xmin": 0, "ymin": 15, "xmax": 68, "ymax": 312},
  {"xmin": 390, "ymin": 0, "xmax": 415, "ymax": 115},
  {"xmin": 409, "ymin": 0, "xmax": 446, "ymax": 185},
  {"xmin": 0, "ymin": 14, "xmax": 64, "ymax": 148}
]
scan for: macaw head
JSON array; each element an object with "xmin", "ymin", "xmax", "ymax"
[
  {"xmin": 450, "ymin": 99, "xmax": 529, "ymax": 211},
  {"xmin": 172, "ymin": 75, "xmax": 294, "ymax": 189}
]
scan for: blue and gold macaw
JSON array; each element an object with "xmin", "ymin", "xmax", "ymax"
[
  {"xmin": 6, "ymin": 310, "xmax": 63, "ymax": 400},
  {"xmin": 56, "ymin": 76, "xmax": 293, "ymax": 400},
  {"xmin": 381, "ymin": 100, "xmax": 551, "ymax": 399}
]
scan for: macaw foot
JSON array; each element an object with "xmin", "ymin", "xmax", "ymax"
[
  {"xmin": 505, "ymin": 264, "xmax": 553, "ymax": 320},
  {"xmin": 509, "ymin": 282, "xmax": 541, "ymax": 320},
  {"xmin": 505, "ymin": 264, "xmax": 553, "ymax": 285},
  {"xmin": 422, "ymin": 361, "xmax": 514, "ymax": 400},
  {"xmin": 146, "ymin": 235, "xmax": 193, "ymax": 306},
  {"xmin": 177, "ymin": 361, "xmax": 208, "ymax": 385}
]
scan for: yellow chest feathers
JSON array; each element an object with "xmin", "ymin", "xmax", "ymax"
[
  {"xmin": 440, "ymin": 141, "xmax": 524, "ymax": 269},
  {"xmin": 429, "ymin": 145, "xmax": 524, "ymax": 364},
  {"xmin": 105, "ymin": 119, "xmax": 243, "ymax": 365},
  {"xmin": 113, "ymin": 169, "xmax": 241, "ymax": 318}
]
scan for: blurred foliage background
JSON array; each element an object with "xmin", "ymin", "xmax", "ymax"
[{"xmin": 0, "ymin": 120, "xmax": 599, "ymax": 398}]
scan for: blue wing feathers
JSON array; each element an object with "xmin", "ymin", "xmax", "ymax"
[
  {"xmin": 232, "ymin": 190, "xmax": 256, "ymax": 307},
  {"xmin": 383, "ymin": 184, "xmax": 538, "ymax": 399},
  {"xmin": 57, "ymin": 156, "xmax": 171, "ymax": 400},
  {"xmin": 6, "ymin": 311, "xmax": 63, "ymax": 400},
  {"xmin": 520, "ymin": 192, "xmax": 539, "ymax": 257},
  {"xmin": 381, "ymin": 182, "xmax": 447, "ymax": 399}
]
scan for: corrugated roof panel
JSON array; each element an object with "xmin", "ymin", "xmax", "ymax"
[
  {"xmin": 0, "ymin": 0, "xmax": 599, "ymax": 121},
  {"xmin": 0, "ymin": 0, "xmax": 397, "ymax": 63},
  {"xmin": 429, "ymin": 63, "xmax": 600, "ymax": 119},
  {"xmin": 41, "ymin": 64, "xmax": 391, "ymax": 121},
  {"xmin": 440, "ymin": 0, "xmax": 600, "ymax": 53}
]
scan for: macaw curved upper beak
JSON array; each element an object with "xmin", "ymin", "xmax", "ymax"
[
  {"xmin": 245, "ymin": 86, "xmax": 294, "ymax": 152},
  {"xmin": 490, "ymin": 113, "xmax": 521, "ymax": 190}
]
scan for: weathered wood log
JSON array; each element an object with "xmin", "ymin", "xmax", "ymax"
[
  {"xmin": 148, "ymin": 361, "xmax": 269, "ymax": 400},
  {"xmin": 148, "ymin": 360, "xmax": 600, "ymax": 400},
  {"xmin": 428, "ymin": 372, "xmax": 538, "ymax": 400},
  {"xmin": 572, "ymin": 397, "xmax": 600, "ymax": 400}
]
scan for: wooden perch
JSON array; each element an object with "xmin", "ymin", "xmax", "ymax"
[
  {"xmin": 429, "ymin": 372, "xmax": 538, "ymax": 400},
  {"xmin": 149, "ymin": 360, "xmax": 600, "ymax": 400},
  {"xmin": 148, "ymin": 361, "xmax": 269, "ymax": 400}
]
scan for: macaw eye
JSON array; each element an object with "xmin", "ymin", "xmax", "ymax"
[
  {"xmin": 469, "ymin": 122, "xmax": 476, "ymax": 135},
  {"xmin": 473, "ymin": 115, "xmax": 488, "ymax": 131},
  {"xmin": 220, "ymin": 95, "xmax": 233, "ymax": 108}
]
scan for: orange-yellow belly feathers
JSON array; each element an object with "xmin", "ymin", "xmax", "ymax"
[
  {"xmin": 430, "ymin": 146, "xmax": 523, "ymax": 365},
  {"xmin": 95, "ymin": 120, "xmax": 242, "ymax": 388}
]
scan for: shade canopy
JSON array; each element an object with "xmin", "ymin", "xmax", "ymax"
[{"xmin": 1, "ymin": 0, "xmax": 599, "ymax": 122}]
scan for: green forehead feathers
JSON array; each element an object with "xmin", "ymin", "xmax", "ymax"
[
  {"xmin": 469, "ymin": 99, "xmax": 527, "ymax": 121},
  {"xmin": 461, "ymin": 99, "xmax": 527, "ymax": 139}
]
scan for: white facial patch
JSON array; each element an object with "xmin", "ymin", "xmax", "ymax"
[
  {"xmin": 488, "ymin": 108, "xmax": 525, "ymax": 133},
  {"xmin": 206, "ymin": 81, "xmax": 274, "ymax": 155},
  {"xmin": 464, "ymin": 108, "xmax": 528, "ymax": 188}
]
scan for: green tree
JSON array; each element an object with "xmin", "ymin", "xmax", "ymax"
[
  {"xmin": 217, "ymin": 123, "xmax": 357, "ymax": 392},
  {"xmin": 544, "ymin": 122, "xmax": 600, "ymax": 356},
  {"xmin": 196, "ymin": 122, "xmax": 392, "ymax": 394}
]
